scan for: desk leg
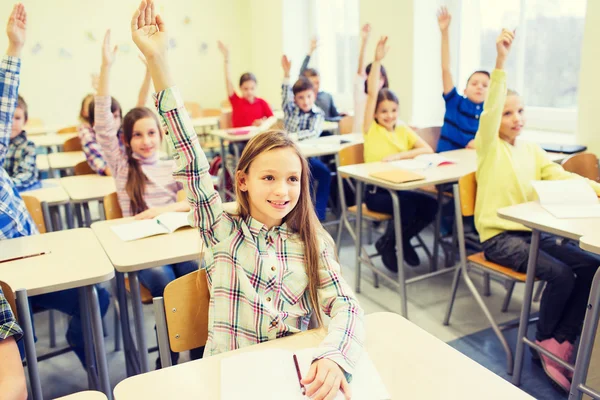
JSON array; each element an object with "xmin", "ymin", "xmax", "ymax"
[
  {"xmin": 354, "ymin": 181, "xmax": 364, "ymax": 294},
  {"xmin": 512, "ymin": 229, "xmax": 540, "ymax": 384},
  {"xmin": 115, "ymin": 272, "xmax": 140, "ymax": 376},
  {"xmin": 75, "ymin": 203, "xmax": 84, "ymax": 228},
  {"xmin": 86, "ymin": 285, "xmax": 112, "ymax": 400},
  {"xmin": 15, "ymin": 289, "xmax": 43, "ymax": 400},
  {"xmin": 83, "ymin": 202, "xmax": 92, "ymax": 227},
  {"xmin": 65, "ymin": 203, "xmax": 75, "ymax": 229},
  {"xmin": 569, "ymin": 268, "xmax": 600, "ymax": 400},
  {"xmin": 79, "ymin": 288, "xmax": 98, "ymax": 390},
  {"xmin": 389, "ymin": 190, "xmax": 408, "ymax": 318},
  {"xmin": 98, "ymin": 200, "xmax": 106, "ymax": 221},
  {"xmin": 219, "ymin": 138, "xmax": 227, "ymax": 200},
  {"xmin": 128, "ymin": 271, "xmax": 150, "ymax": 373},
  {"xmin": 432, "ymin": 189, "xmax": 443, "ymax": 272}
]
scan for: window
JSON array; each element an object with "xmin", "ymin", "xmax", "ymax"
[{"xmin": 460, "ymin": 0, "xmax": 587, "ymax": 131}]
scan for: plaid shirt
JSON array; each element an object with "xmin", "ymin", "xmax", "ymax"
[
  {"xmin": 0, "ymin": 286, "xmax": 22, "ymax": 341},
  {"xmin": 281, "ymin": 78, "xmax": 324, "ymax": 141},
  {"xmin": 0, "ymin": 56, "xmax": 37, "ymax": 240},
  {"xmin": 4, "ymin": 130, "xmax": 38, "ymax": 190},
  {"xmin": 78, "ymin": 123, "xmax": 110, "ymax": 175},
  {"xmin": 155, "ymin": 87, "xmax": 364, "ymax": 377}
]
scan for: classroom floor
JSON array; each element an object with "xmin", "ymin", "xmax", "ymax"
[{"xmin": 32, "ymin": 209, "xmax": 542, "ymax": 399}]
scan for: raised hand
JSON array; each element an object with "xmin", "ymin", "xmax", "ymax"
[
  {"xmin": 102, "ymin": 30, "xmax": 118, "ymax": 67},
  {"xmin": 131, "ymin": 0, "xmax": 168, "ymax": 60},
  {"xmin": 217, "ymin": 40, "xmax": 229, "ymax": 60},
  {"xmin": 91, "ymin": 73, "xmax": 99, "ymax": 91},
  {"xmin": 496, "ymin": 28, "xmax": 515, "ymax": 69},
  {"xmin": 308, "ymin": 37, "xmax": 318, "ymax": 55},
  {"xmin": 6, "ymin": 3, "xmax": 27, "ymax": 57},
  {"xmin": 360, "ymin": 23, "xmax": 371, "ymax": 41},
  {"xmin": 437, "ymin": 6, "xmax": 451, "ymax": 32},
  {"xmin": 374, "ymin": 36, "xmax": 389, "ymax": 62},
  {"xmin": 281, "ymin": 55, "xmax": 292, "ymax": 77}
]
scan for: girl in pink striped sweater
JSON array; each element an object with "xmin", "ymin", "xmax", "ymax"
[{"xmin": 95, "ymin": 29, "xmax": 201, "ymax": 367}]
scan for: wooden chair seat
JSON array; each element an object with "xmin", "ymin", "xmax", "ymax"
[
  {"xmin": 468, "ymin": 252, "xmax": 528, "ymax": 282},
  {"xmin": 124, "ymin": 277, "xmax": 153, "ymax": 304},
  {"xmin": 347, "ymin": 204, "xmax": 391, "ymax": 222}
]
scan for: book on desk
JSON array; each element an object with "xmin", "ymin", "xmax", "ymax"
[{"xmin": 110, "ymin": 212, "xmax": 191, "ymax": 241}]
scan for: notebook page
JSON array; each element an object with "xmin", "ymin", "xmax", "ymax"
[
  {"xmin": 414, "ymin": 153, "xmax": 456, "ymax": 166},
  {"xmin": 388, "ymin": 159, "xmax": 431, "ymax": 171},
  {"xmin": 531, "ymin": 180, "xmax": 599, "ymax": 206},
  {"xmin": 543, "ymin": 205, "xmax": 600, "ymax": 219},
  {"xmin": 110, "ymin": 220, "xmax": 169, "ymax": 241},
  {"xmin": 220, "ymin": 349, "xmax": 305, "ymax": 400},
  {"xmin": 155, "ymin": 212, "xmax": 191, "ymax": 233},
  {"xmin": 294, "ymin": 348, "xmax": 390, "ymax": 400}
]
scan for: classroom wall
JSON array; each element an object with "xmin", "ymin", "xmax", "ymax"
[{"xmin": 576, "ymin": 0, "xmax": 600, "ymax": 155}]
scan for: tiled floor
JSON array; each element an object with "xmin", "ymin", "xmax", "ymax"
[{"xmin": 30, "ymin": 218, "xmax": 540, "ymax": 399}]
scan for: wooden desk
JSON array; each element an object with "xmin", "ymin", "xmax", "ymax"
[
  {"xmin": 30, "ymin": 133, "xmax": 77, "ymax": 152},
  {"xmin": 48, "ymin": 151, "xmax": 86, "ymax": 173},
  {"xmin": 25, "ymin": 124, "xmax": 65, "ymax": 136},
  {"xmin": 0, "ymin": 229, "xmax": 114, "ymax": 399},
  {"xmin": 59, "ymin": 175, "xmax": 116, "ymax": 226},
  {"xmin": 91, "ymin": 218, "xmax": 204, "ymax": 375},
  {"xmin": 298, "ymin": 133, "xmax": 364, "ymax": 158},
  {"xmin": 113, "ymin": 312, "xmax": 533, "ymax": 399},
  {"xmin": 36, "ymin": 154, "xmax": 49, "ymax": 172},
  {"xmin": 497, "ymin": 203, "xmax": 600, "ymax": 388},
  {"xmin": 55, "ymin": 391, "xmax": 108, "ymax": 400}
]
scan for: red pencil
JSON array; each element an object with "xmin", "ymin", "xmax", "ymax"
[
  {"xmin": 292, "ymin": 354, "xmax": 306, "ymax": 396},
  {"xmin": 0, "ymin": 251, "xmax": 49, "ymax": 265}
]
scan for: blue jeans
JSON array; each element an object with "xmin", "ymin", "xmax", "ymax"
[
  {"xmin": 20, "ymin": 286, "xmax": 111, "ymax": 367},
  {"xmin": 137, "ymin": 260, "xmax": 199, "ymax": 298},
  {"xmin": 308, "ymin": 158, "xmax": 331, "ymax": 221}
]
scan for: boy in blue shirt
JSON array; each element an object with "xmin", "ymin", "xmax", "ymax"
[
  {"xmin": 437, "ymin": 6, "xmax": 489, "ymax": 152},
  {"xmin": 0, "ymin": 3, "xmax": 109, "ymax": 368}
]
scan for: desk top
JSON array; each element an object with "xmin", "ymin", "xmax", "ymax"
[
  {"xmin": 48, "ymin": 151, "xmax": 86, "ymax": 169},
  {"xmin": 25, "ymin": 124, "xmax": 66, "ymax": 136},
  {"xmin": 54, "ymin": 391, "xmax": 108, "ymax": 400},
  {"xmin": 497, "ymin": 202, "xmax": 600, "ymax": 241},
  {"xmin": 30, "ymin": 133, "xmax": 77, "ymax": 148},
  {"xmin": 21, "ymin": 179, "xmax": 70, "ymax": 206},
  {"xmin": 36, "ymin": 154, "xmax": 49, "ymax": 171},
  {"xmin": 299, "ymin": 133, "xmax": 364, "ymax": 158},
  {"xmin": 113, "ymin": 312, "xmax": 532, "ymax": 400},
  {"xmin": 0, "ymin": 229, "xmax": 114, "ymax": 296},
  {"xmin": 90, "ymin": 218, "xmax": 204, "ymax": 272},
  {"xmin": 59, "ymin": 175, "xmax": 116, "ymax": 203},
  {"xmin": 191, "ymin": 117, "xmax": 220, "ymax": 128},
  {"xmin": 209, "ymin": 127, "xmax": 263, "ymax": 142},
  {"xmin": 580, "ymin": 235, "xmax": 600, "ymax": 255}
]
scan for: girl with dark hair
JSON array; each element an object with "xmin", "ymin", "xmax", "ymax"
[
  {"xmin": 95, "ymin": 29, "xmax": 199, "ymax": 367},
  {"xmin": 363, "ymin": 36, "xmax": 438, "ymax": 271}
]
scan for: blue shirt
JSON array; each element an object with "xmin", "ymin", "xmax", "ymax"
[
  {"xmin": 437, "ymin": 87, "xmax": 484, "ymax": 152},
  {"xmin": 0, "ymin": 56, "xmax": 37, "ymax": 240}
]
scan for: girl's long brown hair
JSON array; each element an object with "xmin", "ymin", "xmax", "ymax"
[
  {"xmin": 235, "ymin": 130, "xmax": 328, "ymax": 327},
  {"xmin": 122, "ymin": 107, "xmax": 161, "ymax": 215}
]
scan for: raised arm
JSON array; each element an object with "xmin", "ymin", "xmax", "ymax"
[
  {"xmin": 299, "ymin": 37, "xmax": 317, "ymax": 77},
  {"xmin": 217, "ymin": 41, "xmax": 235, "ymax": 98},
  {"xmin": 474, "ymin": 29, "xmax": 514, "ymax": 154},
  {"xmin": 136, "ymin": 55, "xmax": 152, "ymax": 107},
  {"xmin": 281, "ymin": 55, "xmax": 294, "ymax": 109},
  {"xmin": 437, "ymin": 7, "xmax": 454, "ymax": 95},
  {"xmin": 131, "ymin": 0, "xmax": 233, "ymax": 244},
  {"xmin": 0, "ymin": 4, "xmax": 26, "ymax": 166},
  {"xmin": 363, "ymin": 36, "xmax": 388, "ymax": 134},
  {"xmin": 357, "ymin": 23, "xmax": 371, "ymax": 75}
]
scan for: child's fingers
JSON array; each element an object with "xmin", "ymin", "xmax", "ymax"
[
  {"xmin": 302, "ymin": 361, "xmax": 318, "ymax": 385},
  {"xmin": 145, "ymin": 0, "xmax": 152, "ymax": 26},
  {"xmin": 306, "ymin": 366, "xmax": 331, "ymax": 398},
  {"xmin": 340, "ymin": 375, "xmax": 352, "ymax": 399},
  {"xmin": 137, "ymin": 1, "xmax": 146, "ymax": 29},
  {"xmin": 131, "ymin": 8, "xmax": 140, "ymax": 31},
  {"xmin": 150, "ymin": 0, "xmax": 156, "ymax": 25},
  {"xmin": 103, "ymin": 29, "xmax": 111, "ymax": 48},
  {"xmin": 156, "ymin": 14, "xmax": 166, "ymax": 32},
  {"xmin": 21, "ymin": 5, "xmax": 27, "ymax": 25}
]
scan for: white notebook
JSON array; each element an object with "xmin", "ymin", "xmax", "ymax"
[
  {"xmin": 389, "ymin": 154, "xmax": 456, "ymax": 170},
  {"xmin": 110, "ymin": 212, "xmax": 191, "ymax": 241},
  {"xmin": 531, "ymin": 180, "xmax": 600, "ymax": 218},
  {"xmin": 220, "ymin": 348, "xmax": 390, "ymax": 400}
]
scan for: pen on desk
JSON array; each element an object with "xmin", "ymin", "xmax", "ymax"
[
  {"xmin": 0, "ymin": 251, "xmax": 50, "ymax": 264},
  {"xmin": 293, "ymin": 354, "xmax": 306, "ymax": 396}
]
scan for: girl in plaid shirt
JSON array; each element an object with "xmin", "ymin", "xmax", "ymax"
[{"xmin": 131, "ymin": 1, "xmax": 364, "ymax": 398}]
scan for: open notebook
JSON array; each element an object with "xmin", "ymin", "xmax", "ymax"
[
  {"xmin": 221, "ymin": 348, "xmax": 390, "ymax": 400},
  {"xmin": 389, "ymin": 154, "xmax": 456, "ymax": 171},
  {"xmin": 110, "ymin": 212, "xmax": 191, "ymax": 241},
  {"xmin": 225, "ymin": 116, "xmax": 278, "ymax": 136},
  {"xmin": 532, "ymin": 180, "xmax": 600, "ymax": 218}
]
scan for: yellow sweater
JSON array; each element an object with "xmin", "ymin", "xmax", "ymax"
[
  {"xmin": 474, "ymin": 69, "xmax": 600, "ymax": 242},
  {"xmin": 363, "ymin": 121, "xmax": 419, "ymax": 163}
]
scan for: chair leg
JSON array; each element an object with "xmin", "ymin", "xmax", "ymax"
[
  {"xmin": 443, "ymin": 265, "xmax": 463, "ymax": 325},
  {"xmin": 533, "ymin": 281, "xmax": 545, "ymax": 303},
  {"xmin": 48, "ymin": 310, "xmax": 56, "ymax": 348},
  {"xmin": 335, "ymin": 217, "xmax": 344, "ymax": 254},
  {"xmin": 367, "ymin": 223, "xmax": 373, "ymax": 245},
  {"xmin": 501, "ymin": 280, "xmax": 516, "ymax": 312},
  {"xmin": 483, "ymin": 272, "xmax": 491, "ymax": 296},
  {"xmin": 415, "ymin": 233, "xmax": 433, "ymax": 268}
]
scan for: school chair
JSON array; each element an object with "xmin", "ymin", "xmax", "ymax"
[
  {"xmin": 199, "ymin": 108, "xmax": 221, "ymax": 117},
  {"xmin": 415, "ymin": 126, "xmax": 441, "ymax": 150},
  {"xmin": 562, "ymin": 152, "xmax": 600, "ymax": 182},
  {"xmin": 57, "ymin": 125, "xmax": 78, "ymax": 134},
  {"xmin": 338, "ymin": 115, "xmax": 354, "ymax": 135},
  {"xmin": 443, "ymin": 172, "xmax": 541, "ymax": 374},
  {"xmin": 184, "ymin": 102, "xmax": 202, "ymax": 118},
  {"xmin": 220, "ymin": 99, "xmax": 231, "ymax": 109},
  {"xmin": 74, "ymin": 161, "xmax": 95, "ymax": 176},
  {"xmin": 63, "ymin": 136, "xmax": 83, "ymax": 152}
]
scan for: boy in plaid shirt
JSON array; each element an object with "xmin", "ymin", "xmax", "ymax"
[{"xmin": 4, "ymin": 95, "xmax": 38, "ymax": 191}]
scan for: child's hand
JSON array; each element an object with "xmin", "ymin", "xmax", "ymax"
[
  {"xmin": 466, "ymin": 139, "xmax": 475, "ymax": 149},
  {"xmin": 302, "ymin": 359, "xmax": 351, "ymax": 400},
  {"xmin": 437, "ymin": 6, "xmax": 451, "ymax": 32},
  {"xmin": 102, "ymin": 30, "xmax": 118, "ymax": 67},
  {"xmin": 309, "ymin": 37, "xmax": 318, "ymax": 55},
  {"xmin": 360, "ymin": 23, "xmax": 371, "ymax": 41},
  {"xmin": 131, "ymin": 0, "xmax": 168, "ymax": 61},
  {"xmin": 374, "ymin": 36, "xmax": 389, "ymax": 62},
  {"xmin": 495, "ymin": 28, "xmax": 515, "ymax": 69},
  {"xmin": 91, "ymin": 73, "xmax": 99, "ymax": 91},
  {"xmin": 6, "ymin": 3, "xmax": 27, "ymax": 57},
  {"xmin": 252, "ymin": 117, "xmax": 266, "ymax": 127},
  {"xmin": 217, "ymin": 40, "xmax": 229, "ymax": 60},
  {"xmin": 281, "ymin": 55, "xmax": 292, "ymax": 77}
]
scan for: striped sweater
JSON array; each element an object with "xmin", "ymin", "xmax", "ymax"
[{"xmin": 94, "ymin": 96, "xmax": 181, "ymax": 217}]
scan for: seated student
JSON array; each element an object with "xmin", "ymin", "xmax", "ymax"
[
  {"xmin": 4, "ymin": 95, "xmax": 38, "ymax": 191},
  {"xmin": 0, "ymin": 285, "xmax": 27, "ymax": 400},
  {"xmin": 0, "ymin": 3, "xmax": 110, "ymax": 369},
  {"xmin": 217, "ymin": 41, "xmax": 273, "ymax": 127},
  {"xmin": 436, "ymin": 6, "xmax": 489, "ymax": 152},
  {"xmin": 363, "ymin": 36, "xmax": 438, "ymax": 270},
  {"xmin": 95, "ymin": 29, "xmax": 200, "ymax": 368},
  {"xmin": 281, "ymin": 55, "xmax": 331, "ymax": 221},
  {"xmin": 131, "ymin": 4, "xmax": 364, "ymax": 398},
  {"xmin": 299, "ymin": 38, "xmax": 342, "ymax": 120},
  {"xmin": 477, "ymin": 29, "xmax": 600, "ymax": 393}
]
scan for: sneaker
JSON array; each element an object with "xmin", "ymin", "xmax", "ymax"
[
  {"xmin": 402, "ymin": 240, "xmax": 420, "ymax": 267},
  {"xmin": 375, "ymin": 237, "xmax": 398, "ymax": 273},
  {"xmin": 535, "ymin": 338, "xmax": 571, "ymax": 393}
]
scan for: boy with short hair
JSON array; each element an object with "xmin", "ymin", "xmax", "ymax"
[
  {"xmin": 5, "ymin": 94, "xmax": 38, "ymax": 191},
  {"xmin": 281, "ymin": 55, "xmax": 330, "ymax": 221},
  {"xmin": 437, "ymin": 6, "xmax": 490, "ymax": 152}
]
